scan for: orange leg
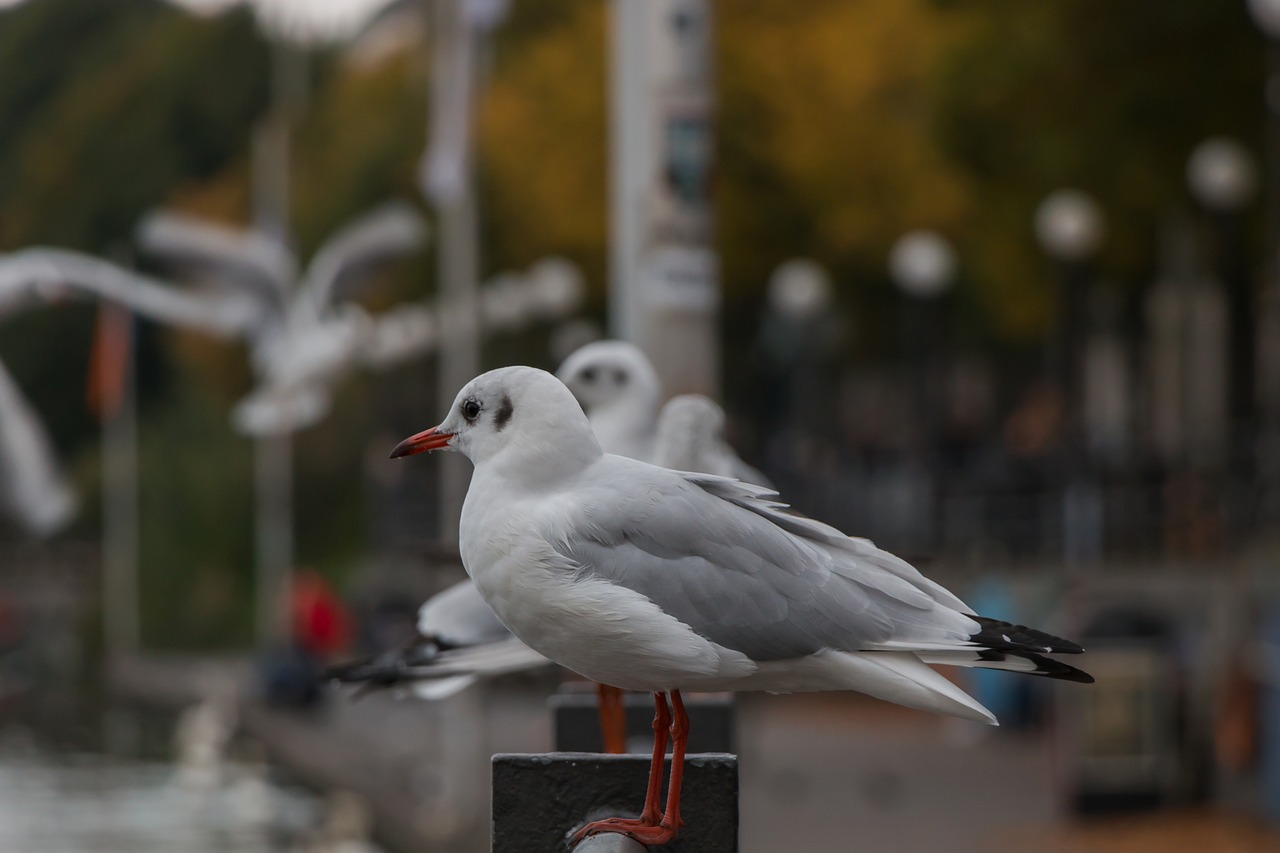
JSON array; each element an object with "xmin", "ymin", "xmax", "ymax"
[
  {"xmin": 656, "ymin": 690, "xmax": 689, "ymax": 835},
  {"xmin": 572, "ymin": 690, "xmax": 686, "ymax": 846},
  {"xmin": 596, "ymin": 683, "xmax": 627, "ymax": 755}
]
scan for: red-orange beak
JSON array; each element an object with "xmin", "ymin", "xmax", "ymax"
[{"xmin": 389, "ymin": 426, "xmax": 454, "ymax": 458}]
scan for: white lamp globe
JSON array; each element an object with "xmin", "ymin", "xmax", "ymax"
[
  {"xmin": 1248, "ymin": 0, "xmax": 1280, "ymax": 38},
  {"xmin": 889, "ymin": 230, "xmax": 956, "ymax": 299},
  {"xmin": 1034, "ymin": 189, "xmax": 1105, "ymax": 262},
  {"xmin": 768, "ymin": 259, "xmax": 833, "ymax": 320},
  {"xmin": 1187, "ymin": 137, "xmax": 1257, "ymax": 212}
]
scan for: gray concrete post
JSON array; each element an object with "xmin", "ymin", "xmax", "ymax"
[{"xmin": 492, "ymin": 752, "xmax": 738, "ymax": 852}]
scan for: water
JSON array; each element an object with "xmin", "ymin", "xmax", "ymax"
[{"xmin": 0, "ymin": 729, "xmax": 345, "ymax": 853}]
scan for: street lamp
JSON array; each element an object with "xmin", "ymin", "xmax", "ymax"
[
  {"xmin": 889, "ymin": 231, "xmax": 955, "ymax": 455},
  {"xmin": 1187, "ymin": 137, "xmax": 1259, "ymax": 454},
  {"xmin": 1247, "ymin": 0, "xmax": 1280, "ymax": 251},
  {"xmin": 889, "ymin": 230, "xmax": 956, "ymax": 300},
  {"xmin": 1035, "ymin": 190, "xmax": 1106, "ymax": 564},
  {"xmin": 1249, "ymin": 0, "xmax": 1280, "ymax": 35},
  {"xmin": 1035, "ymin": 189, "xmax": 1105, "ymax": 427},
  {"xmin": 1187, "ymin": 137, "xmax": 1257, "ymax": 213},
  {"xmin": 759, "ymin": 259, "xmax": 837, "ymax": 487},
  {"xmin": 1035, "ymin": 189, "xmax": 1105, "ymax": 263},
  {"xmin": 767, "ymin": 259, "xmax": 833, "ymax": 322}
]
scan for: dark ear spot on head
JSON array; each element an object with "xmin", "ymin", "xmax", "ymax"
[{"xmin": 493, "ymin": 394, "xmax": 514, "ymax": 431}]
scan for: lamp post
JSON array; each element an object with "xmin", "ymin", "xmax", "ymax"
[
  {"xmin": 1034, "ymin": 189, "xmax": 1105, "ymax": 431},
  {"xmin": 889, "ymin": 230, "xmax": 956, "ymax": 455},
  {"xmin": 758, "ymin": 259, "xmax": 835, "ymax": 484},
  {"xmin": 1248, "ymin": 0, "xmax": 1280, "ymax": 250},
  {"xmin": 1187, "ymin": 138, "xmax": 1258, "ymax": 464},
  {"xmin": 1246, "ymin": 0, "xmax": 1280, "ymax": 435},
  {"xmin": 1035, "ymin": 190, "xmax": 1105, "ymax": 566}
]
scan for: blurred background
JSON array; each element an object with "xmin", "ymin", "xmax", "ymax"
[{"xmin": 2, "ymin": 0, "xmax": 1280, "ymax": 850}]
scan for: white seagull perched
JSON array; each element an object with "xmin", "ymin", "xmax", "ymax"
[
  {"xmin": 388, "ymin": 366, "xmax": 1092, "ymax": 846},
  {"xmin": 324, "ymin": 576, "xmax": 546, "ymax": 701},
  {"xmin": 330, "ymin": 343, "xmax": 774, "ymax": 751},
  {"xmin": 556, "ymin": 340, "xmax": 663, "ymax": 462},
  {"xmin": 653, "ymin": 393, "xmax": 772, "ymax": 487}
]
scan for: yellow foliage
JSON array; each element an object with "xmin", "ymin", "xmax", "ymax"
[
  {"xmin": 475, "ymin": 0, "xmax": 980, "ymax": 320},
  {"xmin": 477, "ymin": 1, "xmax": 608, "ymax": 269},
  {"xmin": 720, "ymin": 0, "xmax": 973, "ymax": 256}
]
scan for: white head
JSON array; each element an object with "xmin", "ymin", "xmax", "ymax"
[
  {"xmin": 653, "ymin": 394, "xmax": 728, "ymax": 473},
  {"xmin": 555, "ymin": 340, "xmax": 662, "ymax": 460},
  {"xmin": 556, "ymin": 340, "xmax": 661, "ymax": 421},
  {"xmin": 390, "ymin": 366, "xmax": 601, "ymax": 478}
]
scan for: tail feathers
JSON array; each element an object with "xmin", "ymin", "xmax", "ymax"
[
  {"xmin": 811, "ymin": 651, "xmax": 999, "ymax": 726},
  {"xmin": 862, "ymin": 652, "xmax": 998, "ymax": 726},
  {"xmin": 868, "ymin": 615, "xmax": 1093, "ymax": 684},
  {"xmin": 419, "ymin": 637, "xmax": 552, "ymax": 678},
  {"xmin": 325, "ymin": 637, "xmax": 552, "ymax": 699},
  {"xmin": 411, "ymin": 675, "xmax": 478, "ymax": 701},
  {"xmin": 919, "ymin": 649, "xmax": 1095, "ymax": 684},
  {"xmin": 323, "ymin": 638, "xmax": 445, "ymax": 690}
]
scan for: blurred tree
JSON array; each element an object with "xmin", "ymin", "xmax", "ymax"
[
  {"xmin": 0, "ymin": 0, "xmax": 268, "ymax": 449},
  {"xmin": 478, "ymin": 0, "xmax": 607, "ymax": 285},
  {"xmin": 932, "ymin": 0, "xmax": 1264, "ymax": 338},
  {"xmin": 0, "ymin": 0, "xmax": 1268, "ymax": 646}
]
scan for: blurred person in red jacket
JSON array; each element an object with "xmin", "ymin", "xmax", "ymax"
[
  {"xmin": 290, "ymin": 569, "xmax": 352, "ymax": 663},
  {"xmin": 262, "ymin": 570, "xmax": 352, "ymax": 709}
]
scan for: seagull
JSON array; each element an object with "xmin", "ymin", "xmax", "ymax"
[
  {"xmin": 654, "ymin": 393, "xmax": 772, "ymax": 487},
  {"xmin": 323, "ymin": 577, "xmax": 548, "ymax": 700},
  {"xmin": 556, "ymin": 340, "xmax": 662, "ymax": 462},
  {"xmin": 0, "ymin": 357, "xmax": 76, "ymax": 536},
  {"xmin": 0, "ymin": 248, "xmax": 261, "ymax": 535},
  {"xmin": 331, "ymin": 346, "xmax": 775, "ymax": 752},
  {"xmin": 331, "ymin": 344, "xmax": 774, "ymax": 751},
  {"xmin": 388, "ymin": 366, "xmax": 1092, "ymax": 846}
]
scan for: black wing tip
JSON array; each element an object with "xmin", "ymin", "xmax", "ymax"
[
  {"xmin": 322, "ymin": 659, "xmax": 392, "ymax": 685},
  {"xmin": 971, "ymin": 615, "xmax": 1085, "ymax": 655},
  {"xmin": 975, "ymin": 647, "xmax": 1094, "ymax": 683},
  {"xmin": 1028, "ymin": 653, "xmax": 1094, "ymax": 683}
]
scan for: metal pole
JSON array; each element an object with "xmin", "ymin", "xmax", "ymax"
[
  {"xmin": 1266, "ymin": 41, "xmax": 1280, "ymax": 267},
  {"xmin": 251, "ymin": 40, "xmax": 307, "ymax": 647},
  {"xmin": 609, "ymin": 0, "xmax": 647, "ymax": 344},
  {"xmin": 254, "ymin": 431, "xmax": 293, "ymax": 645},
  {"xmin": 436, "ymin": 189, "xmax": 480, "ymax": 540},
  {"xmin": 609, "ymin": 0, "xmax": 719, "ymax": 397},
  {"xmin": 102, "ymin": 307, "xmax": 139, "ymax": 656},
  {"xmin": 430, "ymin": 0, "xmax": 481, "ymax": 540}
]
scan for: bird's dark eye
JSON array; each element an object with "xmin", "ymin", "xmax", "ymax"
[
  {"xmin": 613, "ymin": 369, "xmax": 628, "ymax": 386},
  {"xmin": 461, "ymin": 398, "xmax": 482, "ymax": 422},
  {"xmin": 581, "ymin": 367, "xmax": 598, "ymax": 383}
]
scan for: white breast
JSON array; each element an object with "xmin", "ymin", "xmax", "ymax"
[{"xmin": 459, "ymin": 483, "xmax": 754, "ymax": 692}]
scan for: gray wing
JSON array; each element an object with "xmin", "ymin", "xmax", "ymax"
[
  {"xmin": 0, "ymin": 358, "xmax": 76, "ymax": 535},
  {"xmin": 418, "ymin": 579, "xmax": 512, "ymax": 648},
  {"xmin": 554, "ymin": 461, "xmax": 977, "ymax": 662},
  {"xmin": 726, "ymin": 456, "xmax": 773, "ymax": 489},
  {"xmin": 0, "ymin": 249, "xmax": 260, "ymax": 336},
  {"xmin": 296, "ymin": 202, "xmax": 427, "ymax": 320}
]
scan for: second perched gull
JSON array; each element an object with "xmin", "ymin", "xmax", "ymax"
[
  {"xmin": 556, "ymin": 339, "xmax": 662, "ymax": 461},
  {"xmin": 390, "ymin": 366, "xmax": 1091, "ymax": 845},
  {"xmin": 654, "ymin": 393, "xmax": 772, "ymax": 487}
]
